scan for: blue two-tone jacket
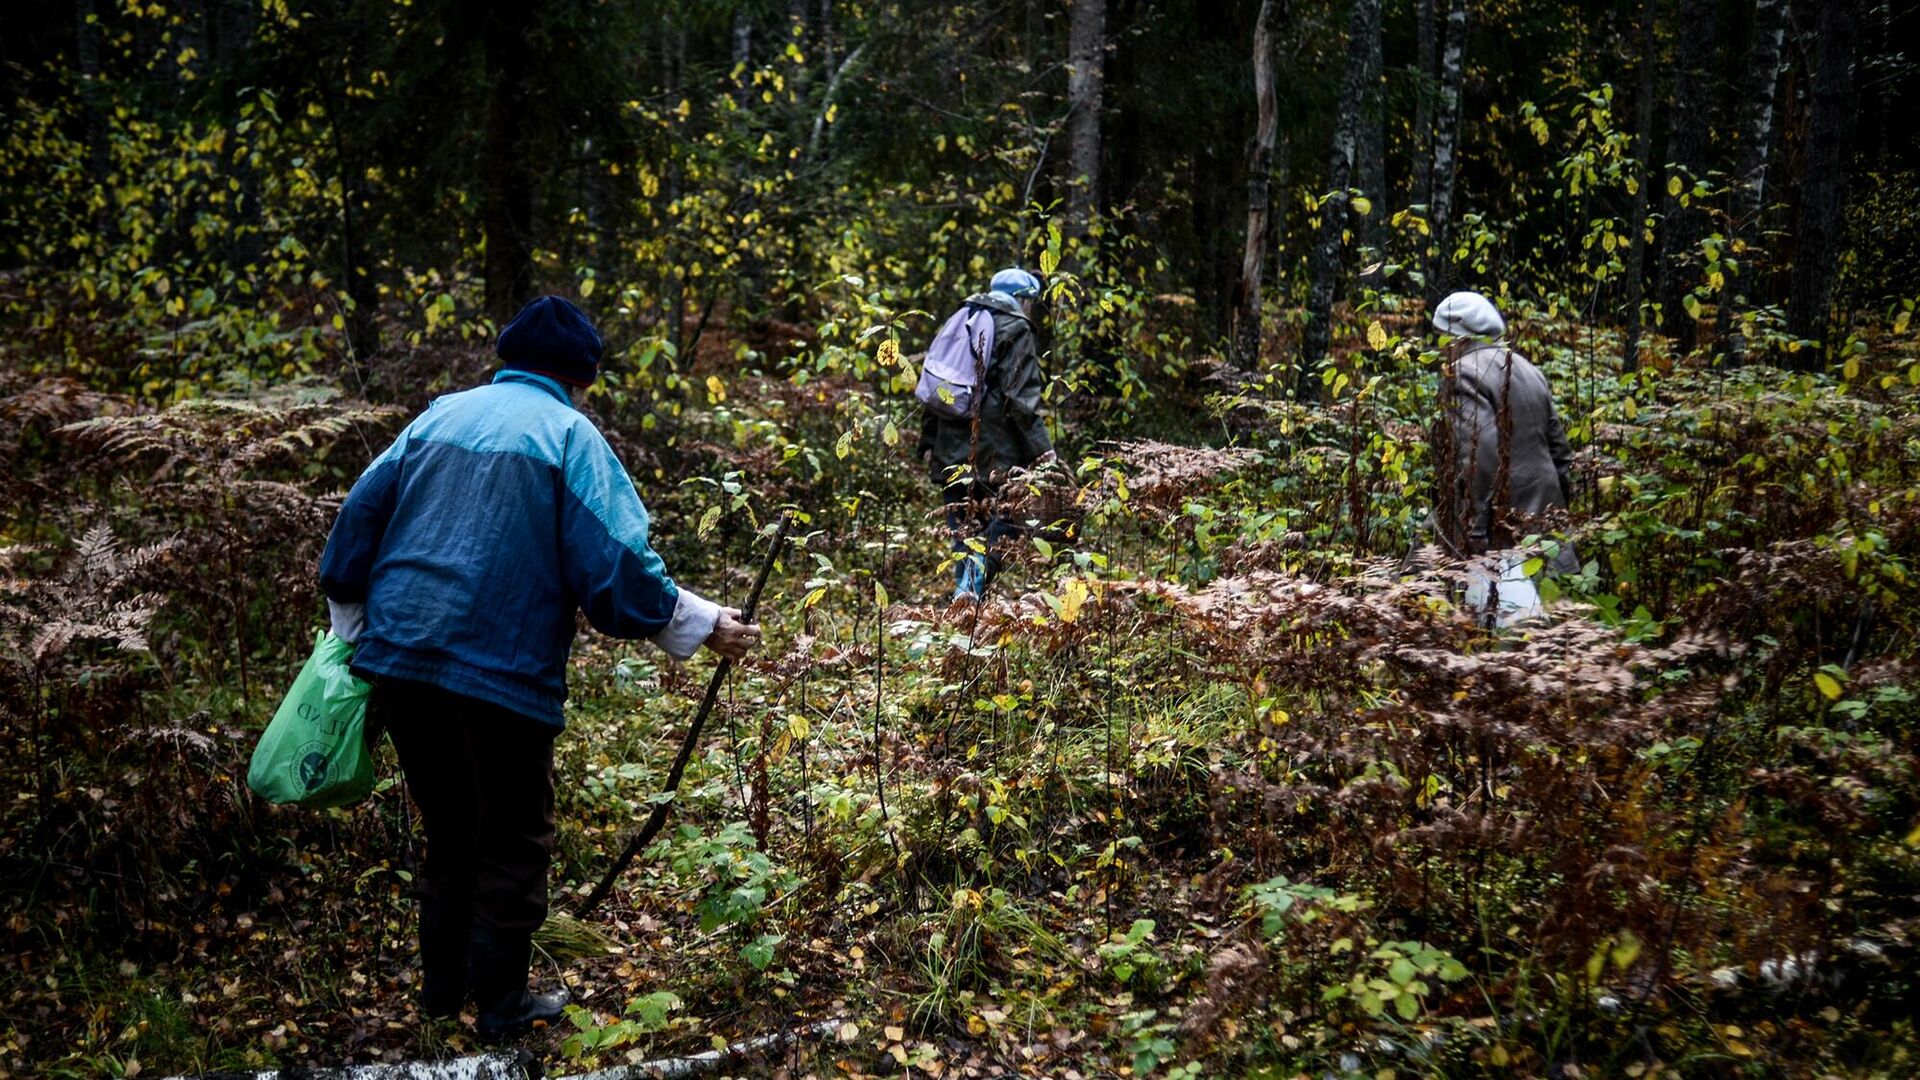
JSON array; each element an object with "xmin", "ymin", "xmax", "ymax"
[{"xmin": 317, "ymin": 370, "xmax": 719, "ymax": 726}]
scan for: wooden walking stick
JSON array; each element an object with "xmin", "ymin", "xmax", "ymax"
[{"xmin": 576, "ymin": 513, "xmax": 790, "ymax": 917}]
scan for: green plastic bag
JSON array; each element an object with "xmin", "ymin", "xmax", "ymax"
[{"xmin": 248, "ymin": 630, "xmax": 376, "ymax": 808}]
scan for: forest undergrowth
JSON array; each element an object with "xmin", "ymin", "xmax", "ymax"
[{"xmin": 2, "ymin": 292, "xmax": 1918, "ymax": 1080}]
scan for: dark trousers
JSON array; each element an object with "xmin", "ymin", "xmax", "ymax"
[
  {"xmin": 943, "ymin": 481, "xmax": 1019, "ymax": 587},
  {"xmin": 374, "ymin": 677, "xmax": 559, "ymax": 934}
]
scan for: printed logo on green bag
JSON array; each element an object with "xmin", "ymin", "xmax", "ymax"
[{"xmin": 296, "ymin": 742, "xmax": 335, "ymax": 792}]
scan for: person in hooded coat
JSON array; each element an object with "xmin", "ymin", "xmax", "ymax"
[
  {"xmin": 1430, "ymin": 290, "xmax": 1579, "ymax": 575},
  {"xmin": 917, "ymin": 268, "xmax": 1056, "ymax": 600}
]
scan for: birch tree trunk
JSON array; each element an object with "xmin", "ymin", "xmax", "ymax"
[
  {"xmin": 1619, "ymin": 0, "xmax": 1660, "ymax": 373},
  {"xmin": 1719, "ymin": 0, "xmax": 1787, "ymax": 366},
  {"xmin": 732, "ymin": 8, "xmax": 752, "ymax": 68},
  {"xmin": 1232, "ymin": 0, "xmax": 1283, "ymax": 368},
  {"xmin": 1301, "ymin": 0, "xmax": 1383, "ymax": 400},
  {"xmin": 1787, "ymin": 0, "xmax": 1858, "ymax": 364},
  {"xmin": 1653, "ymin": 0, "xmax": 1718, "ymax": 352},
  {"xmin": 1065, "ymin": 0, "xmax": 1107, "ymax": 250},
  {"xmin": 1425, "ymin": 0, "xmax": 1467, "ymax": 306}
]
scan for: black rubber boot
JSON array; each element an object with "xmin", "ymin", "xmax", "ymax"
[
  {"xmin": 417, "ymin": 895, "xmax": 472, "ymax": 1020},
  {"xmin": 471, "ymin": 925, "xmax": 567, "ymax": 1042}
]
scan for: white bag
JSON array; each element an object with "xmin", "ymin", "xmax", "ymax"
[{"xmin": 1463, "ymin": 552, "xmax": 1546, "ymax": 628}]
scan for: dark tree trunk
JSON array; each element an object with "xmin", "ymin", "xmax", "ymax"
[
  {"xmin": 1301, "ymin": 0, "xmax": 1382, "ymax": 400},
  {"xmin": 1232, "ymin": 0, "xmax": 1282, "ymax": 368},
  {"xmin": 1619, "ymin": 0, "xmax": 1661, "ymax": 373},
  {"xmin": 1065, "ymin": 0, "xmax": 1106, "ymax": 249},
  {"xmin": 817, "ymin": 0, "xmax": 836, "ymax": 72},
  {"xmin": 482, "ymin": 0, "xmax": 538, "ymax": 322},
  {"xmin": 1411, "ymin": 0, "xmax": 1436, "ymax": 208},
  {"xmin": 1653, "ymin": 0, "xmax": 1719, "ymax": 351},
  {"xmin": 1786, "ymin": 0, "xmax": 1857, "ymax": 363},
  {"xmin": 1425, "ymin": 0, "xmax": 1466, "ymax": 305},
  {"xmin": 74, "ymin": 0, "xmax": 111, "ymax": 250},
  {"xmin": 1358, "ymin": 0, "xmax": 1386, "ymax": 264},
  {"xmin": 1719, "ymin": 0, "xmax": 1787, "ymax": 366}
]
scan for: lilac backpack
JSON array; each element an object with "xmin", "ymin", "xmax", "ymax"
[{"xmin": 915, "ymin": 304, "xmax": 995, "ymax": 420}]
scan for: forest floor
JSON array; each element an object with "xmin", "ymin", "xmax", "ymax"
[{"xmin": 4, "ymin": 316, "xmax": 1920, "ymax": 1080}]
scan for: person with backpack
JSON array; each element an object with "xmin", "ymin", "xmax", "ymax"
[
  {"xmin": 915, "ymin": 268, "xmax": 1056, "ymax": 601},
  {"xmin": 1428, "ymin": 290, "xmax": 1578, "ymax": 624},
  {"xmin": 317, "ymin": 296, "xmax": 762, "ymax": 1039}
]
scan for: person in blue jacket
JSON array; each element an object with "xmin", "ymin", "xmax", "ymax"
[{"xmin": 318, "ymin": 296, "xmax": 760, "ymax": 1039}]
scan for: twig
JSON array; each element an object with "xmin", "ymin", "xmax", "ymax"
[{"xmin": 576, "ymin": 514, "xmax": 791, "ymax": 917}]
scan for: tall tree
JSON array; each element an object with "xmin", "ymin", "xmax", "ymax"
[
  {"xmin": 481, "ymin": 0, "xmax": 538, "ymax": 322},
  {"xmin": 1787, "ymin": 0, "xmax": 1858, "ymax": 362},
  {"xmin": 1302, "ymin": 0, "xmax": 1382, "ymax": 399},
  {"xmin": 1425, "ymin": 0, "xmax": 1467, "ymax": 304},
  {"xmin": 1232, "ymin": 0, "xmax": 1283, "ymax": 368},
  {"xmin": 1653, "ymin": 0, "xmax": 1718, "ymax": 352},
  {"xmin": 1357, "ymin": 0, "xmax": 1386, "ymax": 264},
  {"xmin": 1719, "ymin": 0, "xmax": 1787, "ymax": 366},
  {"xmin": 1619, "ymin": 0, "xmax": 1661, "ymax": 373},
  {"xmin": 1410, "ymin": 0, "xmax": 1437, "ymax": 208},
  {"xmin": 1065, "ymin": 0, "xmax": 1106, "ymax": 250}
]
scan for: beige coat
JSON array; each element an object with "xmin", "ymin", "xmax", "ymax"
[{"xmin": 1438, "ymin": 344, "xmax": 1577, "ymax": 571}]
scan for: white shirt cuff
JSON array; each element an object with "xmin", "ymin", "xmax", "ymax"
[
  {"xmin": 653, "ymin": 587, "xmax": 721, "ymax": 661},
  {"xmin": 328, "ymin": 599, "xmax": 367, "ymax": 644}
]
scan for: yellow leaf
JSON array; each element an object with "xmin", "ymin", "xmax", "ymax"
[
  {"xmin": 1610, "ymin": 928, "xmax": 1642, "ymax": 970},
  {"xmin": 884, "ymin": 1025, "xmax": 905, "ymax": 1041},
  {"xmin": 1667, "ymin": 175, "xmax": 1682, "ymax": 197},
  {"xmin": 579, "ymin": 277, "xmax": 595, "ymax": 298},
  {"xmin": 1366, "ymin": 320, "xmax": 1387, "ymax": 351},
  {"xmin": 706, "ymin": 375, "xmax": 726, "ymax": 402},
  {"xmin": 882, "ymin": 419, "xmax": 899, "ymax": 446},
  {"xmin": 1057, "ymin": 578, "xmax": 1089, "ymax": 623},
  {"xmin": 1813, "ymin": 672, "xmax": 1843, "ymax": 700},
  {"xmin": 1351, "ymin": 195, "xmax": 1373, "ymax": 216}
]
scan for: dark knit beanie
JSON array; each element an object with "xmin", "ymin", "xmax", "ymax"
[{"xmin": 497, "ymin": 296, "xmax": 603, "ymax": 386}]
